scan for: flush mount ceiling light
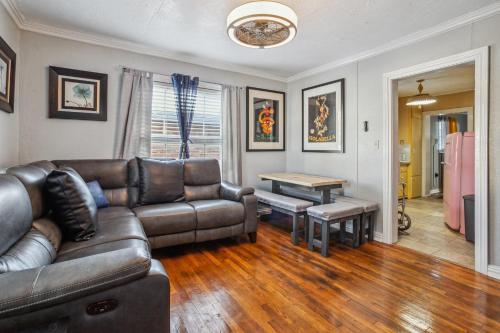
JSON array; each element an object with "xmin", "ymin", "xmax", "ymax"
[
  {"xmin": 227, "ymin": 1, "xmax": 298, "ymax": 49},
  {"xmin": 406, "ymin": 79, "xmax": 437, "ymax": 106}
]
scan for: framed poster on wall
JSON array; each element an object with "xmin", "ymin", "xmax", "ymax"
[
  {"xmin": 49, "ymin": 66, "xmax": 108, "ymax": 121},
  {"xmin": 246, "ymin": 87, "xmax": 285, "ymax": 151},
  {"xmin": 302, "ymin": 78, "xmax": 345, "ymax": 153},
  {"xmin": 0, "ymin": 35, "xmax": 16, "ymax": 114}
]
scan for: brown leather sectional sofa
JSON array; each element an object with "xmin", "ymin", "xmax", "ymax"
[{"xmin": 0, "ymin": 158, "xmax": 257, "ymax": 333}]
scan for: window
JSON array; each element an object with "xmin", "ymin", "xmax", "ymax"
[{"xmin": 151, "ymin": 75, "xmax": 222, "ymax": 160}]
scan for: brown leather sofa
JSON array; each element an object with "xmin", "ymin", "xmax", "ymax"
[{"xmin": 0, "ymin": 158, "xmax": 257, "ymax": 332}]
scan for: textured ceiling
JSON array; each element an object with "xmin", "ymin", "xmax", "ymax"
[
  {"xmin": 10, "ymin": 0, "xmax": 500, "ymax": 78},
  {"xmin": 398, "ymin": 63, "xmax": 475, "ymax": 97}
]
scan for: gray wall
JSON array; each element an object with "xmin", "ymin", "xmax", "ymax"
[
  {"xmin": 0, "ymin": 5, "xmax": 20, "ymax": 169},
  {"xmin": 17, "ymin": 31, "xmax": 287, "ymax": 189},
  {"xmin": 286, "ymin": 14, "xmax": 500, "ymax": 265},
  {"xmin": 4, "ymin": 7, "xmax": 500, "ymax": 265}
]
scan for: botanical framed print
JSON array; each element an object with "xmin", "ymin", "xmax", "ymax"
[
  {"xmin": 246, "ymin": 87, "xmax": 285, "ymax": 151},
  {"xmin": 49, "ymin": 66, "xmax": 107, "ymax": 121},
  {"xmin": 302, "ymin": 79, "xmax": 345, "ymax": 153},
  {"xmin": 0, "ymin": 36, "xmax": 16, "ymax": 114}
]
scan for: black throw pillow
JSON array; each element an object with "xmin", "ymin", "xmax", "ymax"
[
  {"xmin": 45, "ymin": 167, "xmax": 97, "ymax": 241},
  {"xmin": 137, "ymin": 157, "xmax": 184, "ymax": 205}
]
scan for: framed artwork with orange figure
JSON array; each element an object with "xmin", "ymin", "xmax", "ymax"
[{"xmin": 246, "ymin": 87, "xmax": 285, "ymax": 151}]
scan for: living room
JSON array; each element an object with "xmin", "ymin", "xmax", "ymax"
[{"xmin": 0, "ymin": 1, "xmax": 500, "ymax": 332}]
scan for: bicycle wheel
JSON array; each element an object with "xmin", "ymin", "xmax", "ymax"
[{"xmin": 398, "ymin": 212, "xmax": 412, "ymax": 231}]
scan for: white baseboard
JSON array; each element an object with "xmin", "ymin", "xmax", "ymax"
[
  {"xmin": 374, "ymin": 231, "xmax": 384, "ymax": 243},
  {"xmin": 487, "ymin": 265, "xmax": 500, "ymax": 280}
]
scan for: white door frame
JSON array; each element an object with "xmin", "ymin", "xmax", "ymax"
[
  {"xmin": 382, "ymin": 47, "xmax": 489, "ymax": 274},
  {"xmin": 421, "ymin": 107, "xmax": 474, "ymax": 196}
]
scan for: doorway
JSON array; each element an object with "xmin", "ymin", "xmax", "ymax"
[
  {"xmin": 396, "ymin": 63, "xmax": 475, "ymax": 268},
  {"xmin": 382, "ymin": 48, "xmax": 489, "ymax": 274}
]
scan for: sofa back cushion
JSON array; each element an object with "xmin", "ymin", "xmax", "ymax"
[
  {"xmin": 0, "ymin": 175, "xmax": 33, "ymax": 256},
  {"xmin": 137, "ymin": 158, "xmax": 184, "ymax": 205},
  {"xmin": 183, "ymin": 159, "xmax": 221, "ymax": 201},
  {"xmin": 53, "ymin": 159, "xmax": 129, "ymax": 207},
  {"xmin": 7, "ymin": 161, "xmax": 56, "ymax": 220},
  {"xmin": 45, "ymin": 167, "xmax": 97, "ymax": 242}
]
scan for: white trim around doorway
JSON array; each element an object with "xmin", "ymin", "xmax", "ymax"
[{"xmin": 382, "ymin": 47, "xmax": 490, "ymax": 275}]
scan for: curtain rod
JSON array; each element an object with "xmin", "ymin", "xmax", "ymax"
[{"xmin": 120, "ymin": 65, "xmax": 233, "ymax": 87}]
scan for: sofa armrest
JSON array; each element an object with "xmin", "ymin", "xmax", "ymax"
[
  {"xmin": 0, "ymin": 247, "xmax": 151, "ymax": 318},
  {"xmin": 220, "ymin": 181, "xmax": 254, "ymax": 202}
]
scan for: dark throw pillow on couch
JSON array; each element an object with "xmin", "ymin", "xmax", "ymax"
[
  {"xmin": 137, "ymin": 157, "xmax": 184, "ymax": 205},
  {"xmin": 87, "ymin": 180, "xmax": 110, "ymax": 208},
  {"xmin": 45, "ymin": 167, "xmax": 97, "ymax": 242}
]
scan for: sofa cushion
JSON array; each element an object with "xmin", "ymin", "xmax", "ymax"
[
  {"xmin": 57, "ymin": 216, "xmax": 147, "ymax": 258},
  {"xmin": 133, "ymin": 203, "xmax": 196, "ymax": 236},
  {"xmin": 189, "ymin": 200, "xmax": 244, "ymax": 230},
  {"xmin": 55, "ymin": 238, "xmax": 149, "ymax": 262},
  {"xmin": 0, "ymin": 229, "xmax": 56, "ymax": 273},
  {"xmin": 53, "ymin": 159, "xmax": 130, "ymax": 207},
  {"xmin": 184, "ymin": 184, "xmax": 220, "ymax": 202},
  {"xmin": 45, "ymin": 167, "xmax": 97, "ymax": 242},
  {"xmin": 183, "ymin": 158, "xmax": 221, "ymax": 186},
  {"xmin": 87, "ymin": 180, "xmax": 110, "ymax": 208},
  {"xmin": 137, "ymin": 158, "xmax": 184, "ymax": 205},
  {"xmin": 0, "ymin": 175, "xmax": 33, "ymax": 256},
  {"xmin": 97, "ymin": 206, "xmax": 135, "ymax": 222}
]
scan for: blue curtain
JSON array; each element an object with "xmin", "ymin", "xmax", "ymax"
[{"xmin": 171, "ymin": 73, "xmax": 199, "ymax": 159}]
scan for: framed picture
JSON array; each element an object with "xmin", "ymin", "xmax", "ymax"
[
  {"xmin": 49, "ymin": 66, "xmax": 107, "ymax": 121},
  {"xmin": 302, "ymin": 79, "xmax": 345, "ymax": 153},
  {"xmin": 246, "ymin": 87, "xmax": 285, "ymax": 151},
  {"xmin": 0, "ymin": 36, "xmax": 16, "ymax": 114}
]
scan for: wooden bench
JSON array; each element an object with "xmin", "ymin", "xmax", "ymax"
[
  {"xmin": 254, "ymin": 189, "xmax": 314, "ymax": 245},
  {"xmin": 306, "ymin": 202, "xmax": 364, "ymax": 256},
  {"xmin": 334, "ymin": 196, "xmax": 378, "ymax": 244}
]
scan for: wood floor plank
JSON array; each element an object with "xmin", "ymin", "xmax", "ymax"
[{"xmin": 154, "ymin": 221, "xmax": 500, "ymax": 333}]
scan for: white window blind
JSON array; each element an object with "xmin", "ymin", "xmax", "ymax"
[{"xmin": 151, "ymin": 75, "xmax": 222, "ymax": 160}]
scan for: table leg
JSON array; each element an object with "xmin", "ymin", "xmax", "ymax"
[
  {"xmin": 320, "ymin": 189, "xmax": 331, "ymax": 204},
  {"xmin": 271, "ymin": 181, "xmax": 281, "ymax": 194}
]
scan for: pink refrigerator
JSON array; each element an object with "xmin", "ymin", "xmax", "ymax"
[{"xmin": 443, "ymin": 132, "xmax": 475, "ymax": 234}]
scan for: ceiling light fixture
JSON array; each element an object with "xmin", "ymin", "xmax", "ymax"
[
  {"xmin": 227, "ymin": 1, "xmax": 298, "ymax": 49},
  {"xmin": 406, "ymin": 79, "xmax": 437, "ymax": 106}
]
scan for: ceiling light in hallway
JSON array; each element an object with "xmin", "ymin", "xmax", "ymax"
[{"xmin": 406, "ymin": 79, "xmax": 437, "ymax": 106}]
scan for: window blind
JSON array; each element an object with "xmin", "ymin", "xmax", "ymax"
[{"xmin": 151, "ymin": 76, "xmax": 222, "ymax": 160}]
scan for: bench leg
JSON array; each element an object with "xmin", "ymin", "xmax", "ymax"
[
  {"xmin": 308, "ymin": 217, "xmax": 315, "ymax": 251},
  {"xmin": 321, "ymin": 221, "xmax": 329, "ymax": 257},
  {"xmin": 339, "ymin": 221, "xmax": 346, "ymax": 243},
  {"xmin": 359, "ymin": 213, "xmax": 367, "ymax": 245},
  {"xmin": 368, "ymin": 213, "xmax": 375, "ymax": 241},
  {"xmin": 352, "ymin": 217, "xmax": 360, "ymax": 248},
  {"xmin": 291, "ymin": 214, "xmax": 299, "ymax": 245},
  {"xmin": 303, "ymin": 214, "xmax": 309, "ymax": 242}
]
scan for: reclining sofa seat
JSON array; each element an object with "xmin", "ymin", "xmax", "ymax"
[
  {"xmin": 0, "ymin": 160, "xmax": 169, "ymax": 333},
  {"xmin": 0, "ymin": 157, "xmax": 256, "ymax": 332}
]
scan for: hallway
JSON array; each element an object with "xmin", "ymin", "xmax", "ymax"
[{"xmin": 397, "ymin": 197, "xmax": 474, "ymax": 269}]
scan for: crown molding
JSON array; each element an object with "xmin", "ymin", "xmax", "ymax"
[
  {"xmin": 3, "ymin": 0, "xmax": 500, "ymax": 83},
  {"xmin": 1, "ymin": 0, "xmax": 288, "ymax": 83},
  {"xmin": 286, "ymin": 2, "xmax": 500, "ymax": 82}
]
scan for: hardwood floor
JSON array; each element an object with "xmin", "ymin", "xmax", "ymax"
[{"xmin": 154, "ymin": 221, "xmax": 500, "ymax": 333}]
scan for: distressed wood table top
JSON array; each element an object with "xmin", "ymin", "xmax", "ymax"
[{"xmin": 258, "ymin": 172, "xmax": 347, "ymax": 188}]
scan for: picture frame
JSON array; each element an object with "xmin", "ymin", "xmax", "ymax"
[
  {"xmin": 246, "ymin": 87, "xmax": 285, "ymax": 152},
  {"xmin": 0, "ymin": 36, "xmax": 16, "ymax": 114},
  {"xmin": 302, "ymin": 78, "xmax": 345, "ymax": 153},
  {"xmin": 49, "ymin": 66, "xmax": 107, "ymax": 121}
]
